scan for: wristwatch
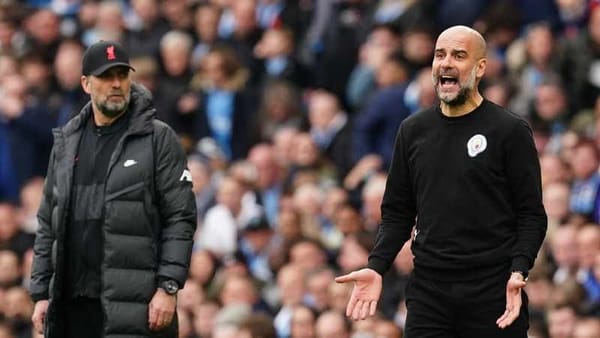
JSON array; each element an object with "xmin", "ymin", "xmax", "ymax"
[{"xmin": 159, "ymin": 280, "xmax": 179, "ymax": 295}]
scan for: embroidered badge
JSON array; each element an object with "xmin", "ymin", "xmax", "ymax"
[
  {"xmin": 467, "ymin": 134, "xmax": 487, "ymax": 158},
  {"xmin": 106, "ymin": 46, "xmax": 116, "ymax": 60}
]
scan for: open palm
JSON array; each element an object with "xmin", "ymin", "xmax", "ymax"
[{"xmin": 335, "ymin": 268, "xmax": 383, "ymax": 321}]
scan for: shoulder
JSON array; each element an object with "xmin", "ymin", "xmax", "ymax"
[
  {"xmin": 483, "ymin": 100, "xmax": 530, "ymax": 130},
  {"xmin": 401, "ymin": 105, "xmax": 437, "ymax": 128},
  {"xmin": 152, "ymin": 119, "xmax": 179, "ymax": 141}
]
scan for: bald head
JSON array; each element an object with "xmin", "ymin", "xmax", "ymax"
[
  {"xmin": 437, "ymin": 25, "xmax": 487, "ymax": 59},
  {"xmin": 432, "ymin": 25, "xmax": 487, "ymax": 110}
]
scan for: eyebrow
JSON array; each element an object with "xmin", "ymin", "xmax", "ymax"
[{"xmin": 435, "ymin": 48, "xmax": 468, "ymax": 54}]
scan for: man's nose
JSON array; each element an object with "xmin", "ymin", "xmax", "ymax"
[
  {"xmin": 111, "ymin": 76, "xmax": 121, "ymax": 87},
  {"xmin": 440, "ymin": 55, "xmax": 452, "ymax": 68}
]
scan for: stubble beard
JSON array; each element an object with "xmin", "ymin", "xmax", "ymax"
[
  {"xmin": 436, "ymin": 66, "xmax": 478, "ymax": 106},
  {"xmin": 95, "ymin": 92, "xmax": 130, "ymax": 118}
]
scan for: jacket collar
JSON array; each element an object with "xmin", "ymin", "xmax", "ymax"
[{"xmin": 57, "ymin": 82, "xmax": 156, "ymax": 137}]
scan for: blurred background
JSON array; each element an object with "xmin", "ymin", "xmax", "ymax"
[{"xmin": 0, "ymin": 0, "xmax": 600, "ymax": 337}]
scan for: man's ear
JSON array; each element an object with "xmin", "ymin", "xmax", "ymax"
[
  {"xmin": 81, "ymin": 76, "xmax": 91, "ymax": 94},
  {"xmin": 476, "ymin": 58, "xmax": 487, "ymax": 79}
]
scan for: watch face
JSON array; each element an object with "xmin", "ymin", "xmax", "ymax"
[{"xmin": 163, "ymin": 281, "xmax": 178, "ymax": 294}]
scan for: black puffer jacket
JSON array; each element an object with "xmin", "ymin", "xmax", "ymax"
[{"xmin": 29, "ymin": 84, "xmax": 197, "ymax": 338}]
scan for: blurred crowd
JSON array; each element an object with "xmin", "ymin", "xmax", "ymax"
[{"xmin": 1, "ymin": 0, "xmax": 600, "ymax": 337}]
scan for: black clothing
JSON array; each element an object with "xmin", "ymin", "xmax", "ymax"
[
  {"xmin": 30, "ymin": 83, "xmax": 197, "ymax": 338},
  {"xmin": 368, "ymin": 100, "xmax": 547, "ymax": 281},
  {"xmin": 64, "ymin": 297, "xmax": 103, "ymax": 338},
  {"xmin": 64, "ymin": 114, "xmax": 129, "ymax": 299},
  {"xmin": 404, "ymin": 271, "xmax": 528, "ymax": 338}
]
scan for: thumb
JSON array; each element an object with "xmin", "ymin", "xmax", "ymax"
[{"xmin": 335, "ymin": 272, "xmax": 355, "ymax": 284}]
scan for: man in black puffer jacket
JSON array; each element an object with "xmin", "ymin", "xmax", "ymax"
[{"xmin": 29, "ymin": 41, "xmax": 197, "ymax": 338}]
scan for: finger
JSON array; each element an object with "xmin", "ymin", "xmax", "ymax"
[
  {"xmin": 497, "ymin": 306, "xmax": 520, "ymax": 329},
  {"xmin": 148, "ymin": 303, "xmax": 157, "ymax": 324},
  {"xmin": 335, "ymin": 273, "xmax": 354, "ymax": 283},
  {"xmin": 505, "ymin": 308, "xmax": 520, "ymax": 326},
  {"xmin": 369, "ymin": 300, "xmax": 378, "ymax": 316},
  {"xmin": 498, "ymin": 311, "xmax": 518, "ymax": 329},
  {"xmin": 359, "ymin": 299, "xmax": 370, "ymax": 320},
  {"xmin": 352, "ymin": 300, "xmax": 363, "ymax": 321},
  {"xmin": 346, "ymin": 294, "xmax": 358, "ymax": 317},
  {"xmin": 496, "ymin": 309, "xmax": 510, "ymax": 325}
]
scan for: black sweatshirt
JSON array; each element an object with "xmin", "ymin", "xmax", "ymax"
[
  {"xmin": 367, "ymin": 100, "xmax": 547, "ymax": 281},
  {"xmin": 65, "ymin": 113, "xmax": 130, "ymax": 298}
]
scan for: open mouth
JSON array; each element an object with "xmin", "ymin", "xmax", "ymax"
[
  {"xmin": 438, "ymin": 75, "xmax": 459, "ymax": 91},
  {"xmin": 440, "ymin": 76, "xmax": 458, "ymax": 86}
]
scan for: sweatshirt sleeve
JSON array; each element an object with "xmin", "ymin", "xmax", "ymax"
[
  {"xmin": 504, "ymin": 119, "xmax": 547, "ymax": 274},
  {"xmin": 367, "ymin": 124, "xmax": 416, "ymax": 275}
]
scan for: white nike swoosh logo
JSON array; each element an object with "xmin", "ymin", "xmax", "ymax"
[{"xmin": 123, "ymin": 160, "xmax": 138, "ymax": 167}]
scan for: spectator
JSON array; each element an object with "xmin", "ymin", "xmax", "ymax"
[
  {"xmin": 274, "ymin": 263, "xmax": 306, "ymax": 338},
  {"xmin": 568, "ymin": 140, "xmax": 600, "ymax": 220},
  {"xmin": 81, "ymin": 1, "xmax": 125, "ymax": 47},
  {"xmin": 0, "ymin": 250, "xmax": 21, "ymax": 289},
  {"xmin": 346, "ymin": 23, "xmax": 401, "ymax": 111},
  {"xmin": 0, "ymin": 73, "xmax": 53, "ymax": 202},
  {"xmin": 238, "ymin": 215, "xmax": 275, "ymax": 283},
  {"xmin": 49, "ymin": 39, "xmax": 88, "ymax": 126},
  {"xmin": 572, "ymin": 316, "xmax": 600, "ymax": 338},
  {"xmin": 286, "ymin": 133, "xmax": 337, "ymax": 190},
  {"xmin": 307, "ymin": 90, "xmax": 353, "ymax": 178},
  {"xmin": 155, "ymin": 30, "xmax": 194, "ymax": 133},
  {"xmin": 560, "ymin": 1, "xmax": 600, "ymax": 111},
  {"xmin": 352, "ymin": 52, "xmax": 410, "ymax": 169},
  {"xmin": 125, "ymin": 0, "xmax": 170, "ymax": 57},
  {"xmin": 224, "ymin": 0, "xmax": 264, "ymax": 85},
  {"xmin": 238, "ymin": 313, "xmax": 277, "ymax": 338},
  {"xmin": 543, "ymin": 182, "xmax": 572, "ymax": 230},
  {"xmin": 247, "ymin": 143, "xmax": 284, "ymax": 226},
  {"xmin": 187, "ymin": 46, "xmax": 255, "ymax": 161},
  {"xmin": 191, "ymin": 3, "xmax": 223, "ymax": 69},
  {"xmin": 315, "ymin": 310, "xmax": 350, "ymax": 338},
  {"xmin": 547, "ymin": 301, "xmax": 579, "ymax": 338},
  {"xmin": 3, "ymin": 286, "xmax": 33, "ymax": 338},
  {"xmin": 188, "ymin": 249, "xmax": 218, "ymax": 291},
  {"xmin": 192, "ymin": 300, "xmax": 220, "ymax": 338},
  {"xmin": 161, "ymin": 0, "xmax": 193, "ymax": 31},
  {"xmin": 305, "ymin": 267, "xmax": 335, "ymax": 313},
  {"xmin": 22, "ymin": 8, "xmax": 61, "ymax": 64},
  {"xmin": 198, "ymin": 175, "xmax": 260, "ymax": 256},
  {"xmin": 576, "ymin": 225, "xmax": 600, "ymax": 283},
  {"xmin": 290, "ymin": 304, "xmax": 316, "ymax": 338},
  {"xmin": 507, "ymin": 22, "xmax": 560, "ymax": 116},
  {"xmin": 373, "ymin": 318, "xmax": 402, "ymax": 338},
  {"xmin": 0, "ymin": 203, "xmax": 34, "ymax": 259},
  {"xmin": 254, "ymin": 27, "xmax": 308, "ymax": 87},
  {"xmin": 254, "ymin": 80, "xmax": 304, "ymax": 142},
  {"xmin": 549, "ymin": 224, "xmax": 580, "ymax": 284},
  {"xmin": 17, "ymin": 177, "xmax": 44, "ymax": 235},
  {"xmin": 187, "ymin": 154, "xmax": 217, "ymax": 220}
]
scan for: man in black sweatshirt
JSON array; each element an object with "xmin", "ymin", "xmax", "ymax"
[{"xmin": 336, "ymin": 25, "xmax": 547, "ymax": 338}]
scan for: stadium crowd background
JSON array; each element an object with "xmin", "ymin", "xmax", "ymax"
[{"xmin": 0, "ymin": 0, "xmax": 600, "ymax": 337}]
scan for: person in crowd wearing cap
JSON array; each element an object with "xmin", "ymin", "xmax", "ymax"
[
  {"xmin": 336, "ymin": 26, "xmax": 547, "ymax": 337},
  {"xmin": 28, "ymin": 40, "xmax": 197, "ymax": 338}
]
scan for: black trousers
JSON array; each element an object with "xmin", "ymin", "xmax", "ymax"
[
  {"xmin": 64, "ymin": 297, "xmax": 103, "ymax": 338},
  {"xmin": 404, "ymin": 271, "xmax": 529, "ymax": 338}
]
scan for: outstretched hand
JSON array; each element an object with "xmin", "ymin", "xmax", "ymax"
[
  {"xmin": 335, "ymin": 268, "xmax": 383, "ymax": 321},
  {"xmin": 496, "ymin": 272, "xmax": 527, "ymax": 329}
]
